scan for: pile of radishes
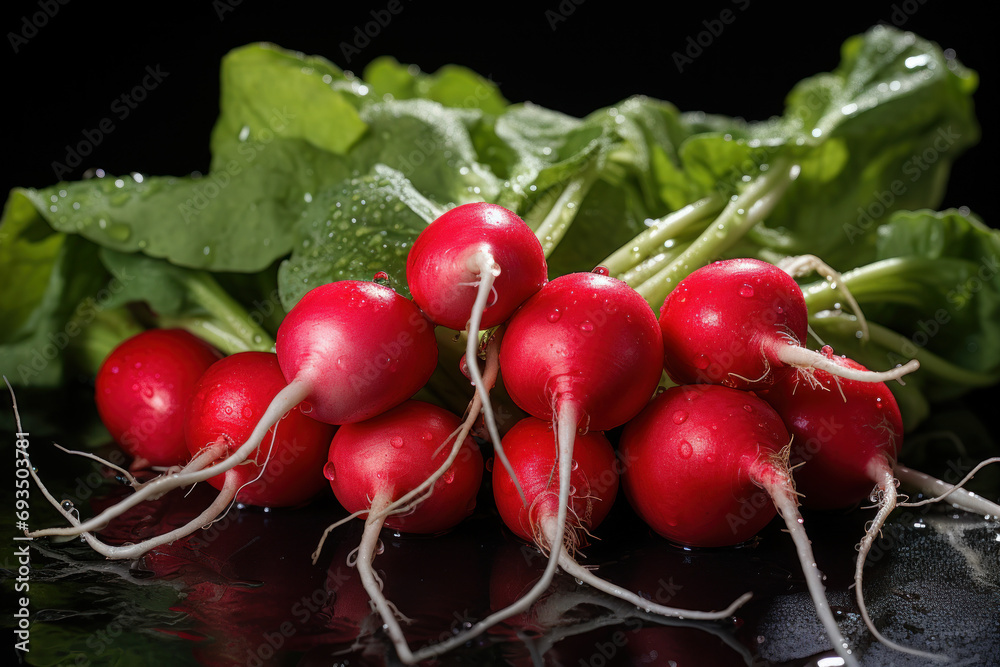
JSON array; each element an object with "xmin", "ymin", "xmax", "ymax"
[{"xmin": 23, "ymin": 203, "xmax": 1000, "ymax": 666}]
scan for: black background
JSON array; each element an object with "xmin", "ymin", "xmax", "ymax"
[{"xmin": 2, "ymin": 0, "xmax": 996, "ymax": 224}]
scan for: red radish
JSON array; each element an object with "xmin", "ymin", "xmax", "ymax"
[
  {"xmin": 315, "ymin": 399, "xmax": 483, "ymax": 665},
  {"xmin": 761, "ymin": 354, "xmax": 999, "ymax": 661},
  {"xmin": 406, "ymin": 202, "xmax": 547, "ymax": 502},
  {"xmin": 29, "ymin": 280, "xmax": 438, "ymax": 559},
  {"xmin": 424, "ymin": 271, "xmax": 665, "ymax": 654},
  {"xmin": 95, "ymin": 329, "xmax": 221, "ymax": 469},
  {"xmin": 619, "ymin": 384, "xmax": 859, "ymax": 667},
  {"xmin": 491, "ymin": 418, "xmax": 749, "ymax": 621},
  {"xmin": 185, "ymin": 351, "xmax": 335, "ymax": 508},
  {"xmin": 658, "ymin": 258, "xmax": 918, "ymax": 389}
]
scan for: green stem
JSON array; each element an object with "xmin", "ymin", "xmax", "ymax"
[
  {"xmin": 811, "ymin": 316, "xmax": 1000, "ymax": 388},
  {"xmin": 601, "ymin": 195, "xmax": 721, "ymax": 277},
  {"xmin": 802, "ymin": 257, "xmax": 948, "ymax": 312},
  {"xmin": 158, "ymin": 272, "xmax": 274, "ymax": 354},
  {"xmin": 618, "ymin": 241, "xmax": 692, "ymax": 288},
  {"xmin": 526, "ymin": 168, "xmax": 601, "ymax": 258},
  {"xmin": 635, "ymin": 161, "xmax": 800, "ymax": 307}
]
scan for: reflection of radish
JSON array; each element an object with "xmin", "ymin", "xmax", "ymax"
[
  {"xmin": 620, "ymin": 384, "xmax": 860, "ymax": 667},
  {"xmin": 95, "ymin": 329, "xmax": 221, "ymax": 468},
  {"xmin": 406, "ymin": 202, "xmax": 547, "ymax": 504},
  {"xmin": 658, "ymin": 258, "xmax": 917, "ymax": 389},
  {"xmin": 320, "ymin": 400, "xmax": 484, "ymax": 664},
  {"xmin": 30, "ymin": 280, "xmax": 437, "ymax": 559},
  {"xmin": 185, "ymin": 351, "xmax": 334, "ymax": 508}
]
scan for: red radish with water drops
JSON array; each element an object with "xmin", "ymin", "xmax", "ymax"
[
  {"xmin": 95, "ymin": 328, "xmax": 221, "ymax": 469},
  {"xmin": 619, "ymin": 383, "xmax": 860, "ymax": 667},
  {"xmin": 658, "ymin": 258, "xmax": 918, "ymax": 389}
]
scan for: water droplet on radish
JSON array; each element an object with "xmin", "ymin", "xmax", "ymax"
[
  {"xmin": 225, "ymin": 406, "xmax": 232, "ymax": 414},
  {"xmin": 443, "ymin": 468, "xmax": 455, "ymax": 484},
  {"xmin": 739, "ymin": 284, "xmax": 754, "ymax": 297},
  {"xmin": 300, "ymin": 401, "xmax": 314, "ymax": 414},
  {"xmin": 672, "ymin": 410, "xmax": 688, "ymax": 425},
  {"xmin": 61, "ymin": 500, "xmax": 74, "ymax": 510},
  {"xmin": 142, "ymin": 386, "xmax": 154, "ymax": 398},
  {"xmin": 372, "ymin": 271, "xmax": 390, "ymax": 286},
  {"xmin": 591, "ymin": 265, "xmax": 610, "ymax": 276},
  {"xmin": 693, "ymin": 355, "xmax": 710, "ymax": 370},
  {"xmin": 821, "ymin": 344, "xmax": 834, "ymax": 358},
  {"xmin": 242, "ymin": 407, "xmax": 253, "ymax": 419},
  {"xmin": 110, "ymin": 366, "xmax": 119, "ymax": 374},
  {"xmin": 133, "ymin": 361, "xmax": 142, "ymax": 369},
  {"xmin": 579, "ymin": 321, "xmax": 594, "ymax": 333},
  {"xmin": 678, "ymin": 441, "xmax": 693, "ymax": 459},
  {"xmin": 323, "ymin": 461, "xmax": 336, "ymax": 481},
  {"xmin": 743, "ymin": 404, "xmax": 754, "ymax": 413},
  {"xmin": 390, "ymin": 436, "xmax": 404, "ymax": 449},
  {"xmin": 422, "ymin": 431, "xmax": 433, "ymax": 442},
  {"xmin": 571, "ymin": 459, "xmax": 579, "ymax": 471},
  {"xmin": 131, "ymin": 383, "xmax": 139, "ymax": 392},
  {"xmin": 547, "ymin": 309, "xmax": 561, "ymax": 323}
]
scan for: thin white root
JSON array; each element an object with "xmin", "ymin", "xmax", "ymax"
[
  {"xmin": 555, "ymin": 538, "xmax": 752, "ymax": 620},
  {"xmin": 355, "ymin": 492, "xmax": 420, "ymax": 664},
  {"xmin": 777, "ymin": 345, "xmax": 919, "ymax": 384},
  {"xmin": 894, "ymin": 461, "xmax": 1000, "ymax": 516},
  {"xmin": 778, "ymin": 254, "xmax": 870, "ymax": 341},
  {"xmin": 51, "ymin": 443, "xmax": 142, "ymax": 488},
  {"xmin": 403, "ymin": 404, "xmax": 580, "ymax": 663},
  {"xmin": 467, "ymin": 251, "xmax": 527, "ymax": 507},
  {"xmin": 756, "ymin": 463, "xmax": 860, "ymax": 667},
  {"xmin": 856, "ymin": 460, "xmax": 949, "ymax": 661},
  {"xmin": 310, "ymin": 509, "xmax": 370, "ymax": 565},
  {"xmin": 27, "ymin": 380, "xmax": 311, "ymax": 543}
]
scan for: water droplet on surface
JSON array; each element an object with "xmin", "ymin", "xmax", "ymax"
[
  {"xmin": 571, "ymin": 459, "xmax": 579, "ymax": 471},
  {"xmin": 299, "ymin": 401, "xmax": 314, "ymax": 414},
  {"xmin": 739, "ymin": 284, "xmax": 754, "ymax": 298},
  {"xmin": 442, "ymin": 468, "xmax": 455, "ymax": 484},
  {"xmin": 672, "ymin": 411, "xmax": 688, "ymax": 425},
  {"xmin": 61, "ymin": 500, "xmax": 74, "ymax": 510},
  {"xmin": 142, "ymin": 387, "xmax": 154, "ymax": 398},
  {"xmin": 693, "ymin": 355, "xmax": 710, "ymax": 370},
  {"xmin": 678, "ymin": 441, "xmax": 693, "ymax": 459},
  {"xmin": 591, "ymin": 265, "xmax": 610, "ymax": 276},
  {"xmin": 242, "ymin": 407, "xmax": 253, "ymax": 419},
  {"xmin": 579, "ymin": 321, "xmax": 594, "ymax": 333},
  {"xmin": 547, "ymin": 309, "xmax": 561, "ymax": 323},
  {"xmin": 422, "ymin": 431, "xmax": 433, "ymax": 442},
  {"xmin": 372, "ymin": 271, "xmax": 390, "ymax": 286},
  {"xmin": 323, "ymin": 462, "xmax": 336, "ymax": 481},
  {"xmin": 110, "ymin": 366, "xmax": 119, "ymax": 374},
  {"xmin": 390, "ymin": 436, "xmax": 404, "ymax": 449},
  {"xmin": 225, "ymin": 406, "xmax": 233, "ymax": 415},
  {"xmin": 743, "ymin": 404, "xmax": 754, "ymax": 413}
]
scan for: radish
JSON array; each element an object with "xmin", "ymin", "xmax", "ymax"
[
  {"xmin": 760, "ymin": 353, "xmax": 1000, "ymax": 661},
  {"xmin": 619, "ymin": 384, "xmax": 860, "ymax": 667},
  {"xmin": 492, "ymin": 417, "xmax": 750, "ymax": 618},
  {"xmin": 420, "ymin": 271, "xmax": 666, "ymax": 656},
  {"xmin": 95, "ymin": 329, "xmax": 221, "ymax": 469},
  {"xmin": 658, "ymin": 258, "xmax": 918, "ymax": 389},
  {"xmin": 406, "ymin": 202, "xmax": 547, "ymax": 501},
  {"xmin": 184, "ymin": 351, "xmax": 335, "ymax": 508},
  {"xmin": 28, "ymin": 280, "xmax": 438, "ymax": 559},
  {"xmin": 316, "ymin": 399, "xmax": 484, "ymax": 664}
]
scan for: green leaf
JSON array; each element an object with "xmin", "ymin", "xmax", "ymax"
[
  {"xmin": 277, "ymin": 165, "xmax": 442, "ymax": 310},
  {"xmin": 210, "ymin": 43, "xmax": 367, "ymax": 161},
  {"xmin": 20, "ymin": 139, "xmax": 350, "ymax": 272},
  {"xmin": 363, "ymin": 56, "xmax": 509, "ymax": 115}
]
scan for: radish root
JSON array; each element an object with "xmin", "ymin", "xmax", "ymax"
[{"xmin": 894, "ymin": 461, "xmax": 1000, "ymax": 517}]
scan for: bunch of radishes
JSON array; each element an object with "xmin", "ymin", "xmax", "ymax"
[{"xmin": 24, "ymin": 203, "xmax": 1000, "ymax": 666}]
